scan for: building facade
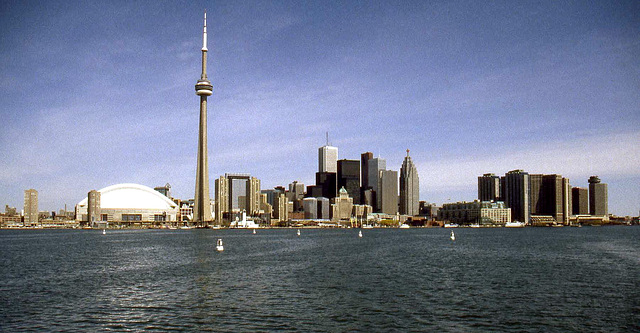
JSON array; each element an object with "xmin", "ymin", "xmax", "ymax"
[
  {"xmin": 75, "ymin": 184, "xmax": 179, "ymax": 224},
  {"xmin": 337, "ymin": 159, "xmax": 360, "ymax": 205},
  {"xmin": 23, "ymin": 189, "xmax": 38, "ymax": 226},
  {"xmin": 478, "ymin": 173, "xmax": 501, "ymax": 202},
  {"xmin": 367, "ymin": 157, "xmax": 386, "ymax": 211},
  {"xmin": 588, "ymin": 176, "xmax": 608, "ymax": 216},
  {"xmin": 503, "ymin": 170, "xmax": 530, "ymax": 223},
  {"xmin": 379, "ymin": 169, "xmax": 398, "ymax": 215},
  {"xmin": 332, "ymin": 187, "xmax": 353, "ymax": 221},
  {"xmin": 572, "ymin": 187, "xmax": 588, "ymax": 215},
  {"xmin": 438, "ymin": 200, "xmax": 511, "ymax": 225},
  {"xmin": 319, "ymin": 145, "xmax": 338, "ymax": 173},
  {"xmin": 399, "ymin": 150, "xmax": 419, "ymax": 216}
]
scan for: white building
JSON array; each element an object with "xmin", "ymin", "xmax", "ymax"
[{"xmin": 76, "ymin": 183, "xmax": 180, "ymax": 224}]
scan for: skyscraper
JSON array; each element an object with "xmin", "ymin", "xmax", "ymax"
[
  {"xmin": 193, "ymin": 12, "xmax": 213, "ymax": 224},
  {"xmin": 503, "ymin": 170, "xmax": 530, "ymax": 223},
  {"xmin": 379, "ymin": 169, "xmax": 398, "ymax": 215},
  {"xmin": 360, "ymin": 152, "xmax": 373, "ymax": 189},
  {"xmin": 478, "ymin": 173, "xmax": 501, "ymax": 202},
  {"xmin": 318, "ymin": 145, "xmax": 338, "ymax": 173},
  {"xmin": 367, "ymin": 157, "xmax": 386, "ymax": 211},
  {"xmin": 588, "ymin": 176, "xmax": 608, "ymax": 216},
  {"xmin": 23, "ymin": 189, "xmax": 38, "ymax": 226},
  {"xmin": 399, "ymin": 150, "xmax": 419, "ymax": 216},
  {"xmin": 572, "ymin": 187, "xmax": 588, "ymax": 215},
  {"xmin": 337, "ymin": 159, "xmax": 360, "ymax": 204}
]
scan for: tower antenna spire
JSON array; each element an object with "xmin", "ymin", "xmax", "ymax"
[
  {"xmin": 194, "ymin": 10, "xmax": 214, "ymax": 225},
  {"xmin": 326, "ymin": 132, "xmax": 329, "ymax": 146}
]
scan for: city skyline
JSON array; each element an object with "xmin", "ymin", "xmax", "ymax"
[{"xmin": 0, "ymin": 1, "xmax": 639, "ymax": 215}]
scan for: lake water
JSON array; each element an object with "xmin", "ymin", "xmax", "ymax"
[{"xmin": 1, "ymin": 227, "xmax": 638, "ymax": 332}]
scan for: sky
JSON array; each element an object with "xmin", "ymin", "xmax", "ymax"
[{"xmin": 0, "ymin": 0, "xmax": 639, "ymax": 216}]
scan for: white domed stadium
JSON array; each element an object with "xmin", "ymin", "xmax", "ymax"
[{"xmin": 76, "ymin": 183, "xmax": 179, "ymax": 225}]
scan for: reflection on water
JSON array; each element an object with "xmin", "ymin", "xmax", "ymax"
[{"xmin": 1, "ymin": 227, "xmax": 639, "ymax": 331}]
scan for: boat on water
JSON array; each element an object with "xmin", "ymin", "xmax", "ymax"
[
  {"xmin": 450, "ymin": 230, "xmax": 456, "ymax": 241},
  {"xmin": 297, "ymin": 229, "xmax": 301, "ymax": 236},
  {"xmin": 216, "ymin": 239, "xmax": 224, "ymax": 252},
  {"xmin": 252, "ymin": 229, "xmax": 256, "ymax": 234},
  {"xmin": 399, "ymin": 224, "xmax": 410, "ymax": 228},
  {"xmin": 362, "ymin": 225, "xmax": 374, "ymax": 229},
  {"xmin": 505, "ymin": 221, "xmax": 525, "ymax": 228},
  {"xmin": 102, "ymin": 229, "xmax": 106, "ymax": 235},
  {"xmin": 444, "ymin": 223, "xmax": 459, "ymax": 228},
  {"xmin": 358, "ymin": 230, "xmax": 363, "ymax": 238},
  {"xmin": 469, "ymin": 224, "xmax": 481, "ymax": 228}
]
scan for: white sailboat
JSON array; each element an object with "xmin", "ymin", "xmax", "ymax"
[
  {"xmin": 297, "ymin": 229, "xmax": 301, "ymax": 236},
  {"xmin": 102, "ymin": 229, "xmax": 106, "ymax": 235},
  {"xmin": 216, "ymin": 238, "xmax": 224, "ymax": 252},
  {"xmin": 358, "ymin": 230, "xmax": 363, "ymax": 238},
  {"xmin": 252, "ymin": 229, "xmax": 256, "ymax": 234},
  {"xmin": 450, "ymin": 230, "xmax": 455, "ymax": 241}
]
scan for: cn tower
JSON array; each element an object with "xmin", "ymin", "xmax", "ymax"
[{"xmin": 194, "ymin": 11, "xmax": 213, "ymax": 224}]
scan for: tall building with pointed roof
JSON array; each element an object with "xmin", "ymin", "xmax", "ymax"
[{"xmin": 399, "ymin": 149, "xmax": 419, "ymax": 216}]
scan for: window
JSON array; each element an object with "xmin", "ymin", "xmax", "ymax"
[{"xmin": 121, "ymin": 214, "xmax": 142, "ymax": 222}]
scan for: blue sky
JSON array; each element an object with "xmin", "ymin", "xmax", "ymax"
[{"xmin": 1, "ymin": 1, "xmax": 638, "ymax": 216}]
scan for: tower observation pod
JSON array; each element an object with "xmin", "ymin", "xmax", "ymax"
[{"xmin": 194, "ymin": 11, "xmax": 213, "ymax": 224}]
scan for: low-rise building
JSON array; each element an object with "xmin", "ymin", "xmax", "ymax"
[{"xmin": 438, "ymin": 200, "xmax": 511, "ymax": 226}]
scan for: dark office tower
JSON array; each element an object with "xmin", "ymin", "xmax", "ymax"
[
  {"xmin": 399, "ymin": 150, "xmax": 419, "ymax": 216},
  {"xmin": 530, "ymin": 174, "xmax": 570, "ymax": 224},
  {"xmin": 529, "ymin": 174, "xmax": 543, "ymax": 214},
  {"xmin": 338, "ymin": 159, "xmax": 361, "ymax": 204},
  {"xmin": 588, "ymin": 176, "xmax": 608, "ymax": 216},
  {"xmin": 572, "ymin": 187, "xmax": 588, "ymax": 215},
  {"xmin": 503, "ymin": 170, "xmax": 530, "ymax": 223},
  {"xmin": 316, "ymin": 172, "xmax": 337, "ymax": 199},
  {"xmin": 478, "ymin": 173, "xmax": 501, "ymax": 201},
  {"xmin": 361, "ymin": 152, "xmax": 373, "ymax": 189},
  {"xmin": 542, "ymin": 175, "xmax": 568, "ymax": 224}
]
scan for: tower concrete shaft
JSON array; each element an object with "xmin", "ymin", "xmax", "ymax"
[{"xmin": 194, "ymin": 11, "xmax": 213, "ymax": 224}]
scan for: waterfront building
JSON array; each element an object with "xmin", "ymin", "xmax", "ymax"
[
  {"xmin": 337, "ymin": 159, "xmax": 360, "ymax": 204},
  {"xmin": 478, "ymin": 173, "xmax": 501, "ymax": 202},
  {"xmin": 87, "ymin": 190, "xmax": 101, "ymax": 225},
  {"xmin": 215, "ymin": 173, "xmax": 261, "ymax": 224},
  {"xmin": 75, "ymin": 183, "xmax": 179, "ymax": 224},
  {"xmin": 438, "ymin": 200, "xmax": 511, "ymax": 225},
  {"xmin": 23, "ymin": 189, "xmax": 38, "ymax": 227},
  {"xmin": 379, "ymin": 169, "xmax": 398, "ymax": 215},
  {"xmin": 317, "ymin": 197, "xmax": 331, "ymax": 219},
  {"xmin": 194, "ymin": 12, "xmax": 214, "ymax": 224},
  {"xmin": 399, "ymin": 150, "xmax": 419, "ymax": 216},
  {"xmin": 589, "ymin": 176, "xmax": 608, "ymax": 216},
  {"xmin": 273, "ymin": 193, "xmax": 289, "ymax": 223},
  {"xmin": 572, "ymin": 187, "xmax": 588, "ymax": 215},
  {"xmin": 303, "ymin": 197, "xmax": 317, "ymax": 220},
  {"xmin": 367, "ymin": 157, "xmax": 386, "ymax": 211},
  {"xmin": 503, "ymin": 170, "xmax": 530, "ymax": 223},
  {"xmin": 419, "ymin": 201, "xmax": 439, "ymax": 220},
  {"xmin": 332, "ymin": 187, "xmax": 354, "ymax": 221},
  {"xmin": 530, "ymin": 174, "xmax": 571, "ymax": 224}
]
